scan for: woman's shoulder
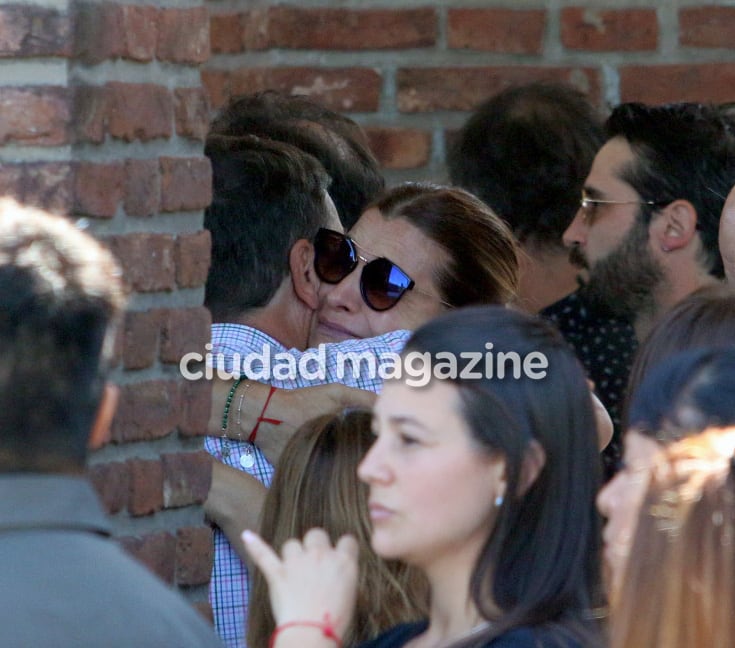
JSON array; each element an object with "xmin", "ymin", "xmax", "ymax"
[
  {"xmin": 486, "ymin": 625, "xmax": 585, "ymax": 648},
  {"xmin": 358, "ymin": 621, "xmax": 428, "ymax": 648}
]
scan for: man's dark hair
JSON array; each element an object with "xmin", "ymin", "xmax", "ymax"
[
  {"xmin": 208, "ymin": 90, "xmax": 384, "ymax": 229},
  {"xmin": 204, "ymin": 134, "xmax": 332, "ymax": 322},
  {"xmin": 0, "ymin": 201, "xmax": 125, "ymax": 471},
  {"xmin": 607, "ymin": 102, "xmax": 735, "ymax": 279},
  {"xmin": 448, "ymin": 82, "xmax": 604, "ymax": 249}
]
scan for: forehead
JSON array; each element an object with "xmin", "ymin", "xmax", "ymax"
[
  {"xmin": 586, "ymin": 137, "xmax": 638, "ymax": 196},
  {"xmin": 348, "ymin": 207, "xmax": 449, "ymax": 278}
]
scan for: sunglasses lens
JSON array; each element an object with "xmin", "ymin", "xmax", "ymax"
[
  {"xmin": 361, "ymin": 258, "xmax": 414, "ymax": 311},
  {"xmin": 314, "ymin": 229, "xmax": 357, "ymax": 283}
]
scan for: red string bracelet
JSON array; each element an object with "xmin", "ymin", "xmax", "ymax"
[
  {"xmin": 248, "ymin": 384, "xmax": 282, "ymax": 443},
  {"xmin": 268, "ymin": 618, "xmax": 341, "ymax": 648}
]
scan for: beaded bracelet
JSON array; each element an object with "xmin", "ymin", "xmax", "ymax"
[
  {"xmin": 268, "ymin": 618, "xmax": 341, "ymax": 648},
  {"xmin": 220, "ymin": 377, "xmax": 244, "ymax": 460}
]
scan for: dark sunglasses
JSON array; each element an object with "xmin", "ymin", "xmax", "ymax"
[{"xmin": 313, "ymin": 228, "xmax": 430, "ymax": 312}]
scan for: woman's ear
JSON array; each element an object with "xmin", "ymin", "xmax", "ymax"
[
  {"xmin": 518, "ymin": 439, "xmax": 546, "ymax": 495},
  {"xmin": 88, "ymin": 383, "xmax": 119, "ymax": 450},
  {"xmin": 289, "ymin": 238, "xmax": 320, "ymax": 310}
]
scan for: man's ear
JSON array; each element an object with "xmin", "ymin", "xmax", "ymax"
[
  {"xmin": 289, "ymin": 238, "xmax": 320, "ymax": 310},
  {"xmin": 88, "ymin": 383, "xmax": 119, "ymax": 450},
  {"xmin": 655, "ymin": 199, "xmax": 698, "ymax": 253}
]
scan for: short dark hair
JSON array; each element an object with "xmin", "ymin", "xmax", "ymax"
[
  {"xmin": 208, "ymin": 90, "xmax": 384, "ymax": 229},
  {"xmin": 606, "ymin": 102, "xmax": 735, "ymax": 278},
  {"xmin": 404, "ymin": 306, "xmax": 602, "ymax": 644},
  {"xmin": 370, "ymin": 182, "xmax": 519, "ymax": 307},
  {"xmin": 448, "ymin": 82, "xmax": 604, "ymax": 249},
  {"xmin": 0, "ymin": 200, "xmax": 125, "ymax": 471},
  {"xmin": 204, "ymin": 134, "xmax": 332, "ymax": 321}
]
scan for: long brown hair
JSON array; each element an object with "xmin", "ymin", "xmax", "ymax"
[
  {"xmin": 247, "ymin": 409, "xmax": 428, "ymax": 647},
  {"xmin": 611, "ymin": 427, "xmax": 735, "ymax": 648}
]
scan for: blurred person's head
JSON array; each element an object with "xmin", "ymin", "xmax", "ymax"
[
  {"xmin": 248, "ymin": 408, "xmax": 427, "ymax": 647},
  {"xmin": 0, "ymin": 199, "xmax": 125, "ymax": 473}
]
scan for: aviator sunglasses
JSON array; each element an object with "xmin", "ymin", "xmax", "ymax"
[{"xmin": 313, "ymin": 228, "xmax": 448, "ymax": 312}]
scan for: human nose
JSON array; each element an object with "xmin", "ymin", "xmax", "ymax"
[
  {"xmin": 562, "ymin": 208, "xmax": 588, "ymax": 249},
  {"xmin": 323, "ymin": 262, "xmax": 364, "ymax": 312},
  {"xmin": 596, "ymin": 474, "xmax": 619, "ymax": 518},
  {"xmin": 357, "ymin": 434, "xmax": 391, "ymax": 485}
]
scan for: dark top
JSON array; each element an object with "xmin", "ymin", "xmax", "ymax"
[
  {"xmin": 360, "ymin": 621, "xmax": 584, "ymax": 647},
  {"xmin": 542, "ymin": 291, "xmax": 637, "ymax": 478}
]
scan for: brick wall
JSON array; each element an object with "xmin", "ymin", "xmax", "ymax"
[
  {"xmin": 0, "ymin": 0, "xmax": 214, "ymax": 612},
  {"xmin": 204, "ymin": 1, "xmax": 735, "ymax": 186}
]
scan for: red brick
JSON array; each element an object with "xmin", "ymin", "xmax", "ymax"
[
  {"xmin": 0, "ymin": 5, "xmax": 71, "ymax": 57},
  {"xmin": 0, "ymin": 87, "xmax": 69, "ymax": 146},
  {"xmin": 124, "ymin": 158, "xmax": 161, "ymax": 218},
  {"xmin": 561, "ymin": 8, "xmax": 657, "ymax": 52},
  {"xmin": 175, "ymin": 526, "xmax": 214, "ymax": 586},
  {"xmin": 241, "ymin": 8, "xmax": 270, "ymax": 50},
  {"xmin": 111, "ymin": 380, "xmax": 181, "ymax": 443},
  {"xmin": 173, "ymin": 88, "xmax": 210, "ymax": 141},
  {"xmin": 120, "ymin": 532, "xmax": 176, "ymax": 584},
  {"xmin": 365, "ymin": 127, "xmax": 432, "ymax": 169},
  {"xmin": 0, "ymin": 162, "xmax": 73, "ymax": 214},
  {"xmin": 178, "ymin": 379, "xmax": 212, "ymax": 438},
  {"xmin": 159, "ymin": 306, "xmax": 211, "ymax": 365},
  {"xmin": 127, "ymin": 458, "xmax": 164, "ymax": 516},
  {"xmin": 122, "ymin": 309, "xmax": 161, "ymax": 370},
  {"xmin": 162, "ymin": 451, "xmax": 212, "ymax": 508},
  {"xmin": 106, "ymin": 232, "xmax": 176, "ymax": 292},
  {"xmin": 620, "ymin": 63, "xmax": 735, "ymax": 104},
  {"xmin": 397, "ymin": 66, "xmax": 601, "ymax": 113},
  {"xmin": 448, "ymin": 9, "xmax": 546, "ymax": 54},
  {"xmin": 157, "ymin": 7, "xmax": 209, "ymax": 64},
  {"xmin": 263, "ymin": 7, "xmax": 436, "ymax": 50},
  {"xmin": 160, "ymin": 157, "xmax": 212, "ymax": 212},
  {"xmin": 175, "ymin": 230, "xmax": 211, "ymax": 289},
  {"xmin": 88, "ymin": 461, "xmax": 130, "ymax": 515},
  {"xmin": 680, "ymin": 7, "xmax": 735, "ymax": 48},
  {"xmin": 203, "ymin": 67, "xmax": 381, "ymax": 113},
  {"xmin": 74, "ymin": 3, "xmax": 157, "ymax": 63},
  {"xmin": 72, "ymin": 85, "xmax": 108, "ymax": 144},
  {"xmin": 210, "ymin": 12, "xmax": 245, "ymax": 53},
  {"xmin": 107, "ymin": 82, "xmax": 173, "ymax": 142},
  {"xmin": 73, "ymin": 162, "xmax": 124, "ymax": 218}
]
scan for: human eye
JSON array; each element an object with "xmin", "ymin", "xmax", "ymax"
[{"xmin": 399, "ymin": 432, "xmax": 420, "ymax": 446}]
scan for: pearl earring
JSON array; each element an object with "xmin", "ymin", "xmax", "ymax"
[{"xmin": 494, "ymin": 494, "xmax": 504, "ymax": 507}]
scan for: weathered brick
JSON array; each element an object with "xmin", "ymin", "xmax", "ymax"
[
  {"xmin": 88, "ymin": 461, "xmax": 130, "ymax": 515},
  {"xmin": 162, "ymin": 451, "xmax": 212, "ymax": 508},
  {"xmin": 0, "ymin": 5, "xmax": 71, "ymax": 57},
  {"xmin": 173, "ymin": 87, "xmax": 210, "ymax": 140},
  {"xmin": 120, "ymin": 532, "xmax": 176, "ymax": 584},
  {"xmin": 160, "ymin": 157, "xmax": 212, "ymax": 212},
  {"xmin": 397, "ymin": 67, "xmax": 600, "ymax": 113},
  {"xmin": 74, "ymin": 3, "xmax": 157, "ymax": 63},
  {"xmin": 202, "ymin": 67, "xmax": 381, "ymax": 113},
  {"xmin": 263, "ymin": 7, "xmax": 436, "ymax": 50},
  {"xmin": 73, "ymin": 162, "xmax": 124, "ymax": 218},
  {"xmin": 561, "ymin": 8, "xmax": 658, "ymax": 52},
  {"xmin": 107, "ymin": 82, "xmax": 173, "ymax": 142},
  {"xmin": 620, "ymin": 63, "xmax": 735, "ymax": 104},
  {"xmin": 210, "ymin": 12, "xmax": 244, "ymax": 53},
  {"xmin": 448, "ymin": 9, "xmax": 546, "ymax": 54},
  {"xmin": 127, "ymin": 458, "xmax": 164, "ymax": 516},
  {"xmin": 159, "ymin": 306, "xmax": 210, "ymax": 365},
  {"xmin": 72, "ymin": 85, "xmax": 108, "ymax": 144},
  {"xmin": 178, "ymin": 379, "xmax": 212, "ymax": 438},
  {"xmin": 240, "ymin": 8, "xmax": 270, "ymax": 50},
  {"xmin": 106, "ymin": 232, "xmax": 176, "ymax": 292},
  {"xmin": 175, "ymin": 526, "xmax": 214, "ymax": 586},
  {"xmin": 111, "ymin": 380, "xmax": 181, "ymax": 443},
  {"xmin": 365, "ymin": 127, "xmax": 432, "ymax": 169},
  {"xmin": 157, "ymin": 7, "xmax": 209, "ymax": 64},
  {"xmin": 122, "ymin": 309, "xmax": 161, "ymax": 370},
  {"xmin": 0, "ymin": 87, "xmax": 69, "ymax": 146},
  {"xmin": 0, "ymin": 162, "xmax": 73, "ymax": 214},
  {"xmin": 124, "ymin": 158, "xmax": 161, "ymax": 218},
  {"xmin": 175, "ymin": 229, "xmax": 211, "ymax": 289},
  {"xmin": 680, "ymin": 7, "xmax": 735, "ymax": 49}
]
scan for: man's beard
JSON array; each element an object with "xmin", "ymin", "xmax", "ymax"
[{"xmin": 577, "ymin": 217, "xmax": 665, "ymax": 320}]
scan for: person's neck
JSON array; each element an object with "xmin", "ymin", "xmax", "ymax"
[{"xmin": 514, "ymin": 243, "xmax": 580, "ymax": 314}]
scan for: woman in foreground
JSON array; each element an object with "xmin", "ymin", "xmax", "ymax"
[{"xmin": 244, "ymin": 306, "xmax": 604, "ymax": 648}]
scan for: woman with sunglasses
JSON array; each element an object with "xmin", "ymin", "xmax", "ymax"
[{"xmin": 242, "ymin": 306, "xmax": 605, "ymax": 648}]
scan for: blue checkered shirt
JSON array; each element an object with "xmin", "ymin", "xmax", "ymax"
[{"xmin": 205, "ymin": 323, "xmax": 410, "ymax": 647}]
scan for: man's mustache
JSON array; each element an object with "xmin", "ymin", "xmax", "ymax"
[{"xmin": 568, "ymin": 243, "xmax": 589, "ymax": 270}]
